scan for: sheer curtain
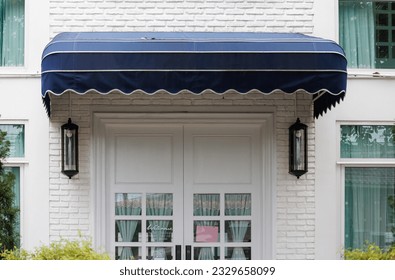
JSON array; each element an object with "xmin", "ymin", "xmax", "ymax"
[
  {"xmin": 339, "ymin": 1, "xmax": 375, "ymax": 68},
  {"xmin": 146, "ymin": 194, "xmax": 173, "ymax": 259},
  {"xmin": 194, "ymin": 194, "xmax": 220, "ymax": 260},
  {"xmin": 0, "ymin": 0, "xmax": 24, "ymax": 66},
  {"xmin": 345, "ymin": 168, "xmax": 395, "ymax": 249},
  {"xmin": 225, "ymin": 194, "xmax": 251, "ymax": 260},
  {"xmin": 115, "ymin": 194, "xmax": 141, "ymax": 260}
]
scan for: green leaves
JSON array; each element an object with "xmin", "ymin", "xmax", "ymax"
[
  {"xmin": 1, "ymin": 238, "xmax": 110, "ymax": 260},
  {"xmin": 344, "ymin": 243, "xmax": 395, "ymax": 260},
  {"xmin": 0, "ymin": 130, "xmax": 18, "ymax": 252}
]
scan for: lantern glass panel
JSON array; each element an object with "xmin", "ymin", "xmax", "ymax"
[
  {"xmin": 292, "ymin": 129, "xmax": 306, "ymax": 171},
  {"xmin": 63, "ymin": 128, "xmax": 77, "ymax": 171}
]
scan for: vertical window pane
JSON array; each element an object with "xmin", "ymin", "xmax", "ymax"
[
  {"xmin": 146, "ymin": 193, "xmax": 173, "ymax": 216},
  {"xmin": 225, "ymin": 194, "xmax": 251, "ymax": 216},
  {"xmin": 115, "ymin": 193, "xmax": 141, "ymax": 215},
  {"xmin": 377, "ymin": 13, "xmax": 389, "ymax": 26},
  {"xmin": 340, "ymin": 125, "xmax": 395, "ymax": 158},
  {"xmin": 0, "ymin": 124, "xmax": 25, "ymax": 157},
  {"xmin": 115, "ymin": 220, "xmax": 141, "ymax": 242},
  {"xmin": 193, "ymin": 194, "xmax": 220, "ymax": 216},
  {"xmin": 345, "ymin": 168, "xmax": 395, "ymax": 250},
  {"xmin": 0, "ymin": 0, "xmax": 25, "ymax": 66},
  {"xmin": 146, "ymin": 220, "xmax": 173, "ymax": 242}
]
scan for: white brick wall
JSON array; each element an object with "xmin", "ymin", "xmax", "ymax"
[
  {"xmin": 49, "ymin": 0, "xmax": 314, "ymax": 36},
  {"xmin": 49, "ymin": 92, "xmax": 315, "ymax": 259},
  {"xmin": 48, "ymin": 0, "xmax": 317, "ymax": 259}
]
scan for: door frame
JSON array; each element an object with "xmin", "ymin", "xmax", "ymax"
[{"xmin": 92, "ymin": 112, "xmax": 275, "ymax": 259}]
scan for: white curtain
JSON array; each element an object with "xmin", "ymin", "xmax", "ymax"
[
  {"xmin": 225, "ymin": 194, "xmax": 251, "ymax": 260},
  {"xmin": 146, "ymin": 194, "xmax": 173, "ymax": 259},
  {"xmin": 115, "ymin": 193, "xmax": 141, "ymax": 260},
  {"xmin": 0, "ymin": 0, "xmax": 24, "ymax": 66},
  {"xmin": 345, "ymin": 168, "xmax": 395, "ymax": 249},
  {"xmin": 339, "ymin": 1, "xmax": 375, "ymax": 68},
  {"xmin": 194, "ymin": 194, "xmax": 220, "ymax": 260}
]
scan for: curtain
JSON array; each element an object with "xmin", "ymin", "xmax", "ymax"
[
  {"xmin": 146, "ymin": 194, "xmax": 173, "ymax": 259},
  {"xmin": 225, "ymin": 194, "xmax": 251, "ymax": 260},
  {"xmin": 115, "ymin": 193, "xmax": 141, "ymax": 260},
  {"xmin": 0, "ymin": 0, "xmax": 24, "ymax": 66},
  {"xmin": 345, "ymin": 168, "xmax": 395, "ymax": 249},
  {"xmin": 339, "ymin": 1, "xmax": 375, "ymax": 68},
  {"xmin": 194, "ymin": 194, "xmax": 220, "ymax": 260}
]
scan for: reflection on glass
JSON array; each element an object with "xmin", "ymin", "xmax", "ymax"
[
  {"xmin": 225, "ymin": 220, "xmax": 251, "ymax": 242},
  {"xmin": 194, "ymin": 247, "xmax": 220, "ymax": 260},
  {"xmin": 225, "ymin": 194, "xmax": 251, "ymax": 216},
  {"xmin": 0, "ymin": 124, "xmax": 25, "ymax": 157},
  {"xmin": 147, "ymin": 220, "xmax": 173, "ymax": 242},
  {"xmin": 116, "ymin": 220, "xmax": 141, "ymax": 242},
  {"xmin": 193, "ymin": 194, "xmax": 220, "ymax": 216},
  {"xmin": 147, "ymin": 247, "xmax": 172, "ymax": 260},
  {"xmin": 115, "ymin": 193, "xmax": 142, "ymax": 215},
  {"xmin": 115, "ymin": 246, "xmax": 140, "ymax": 260},
  {"xmin": 225, "ymin": 247, "xmax": 251, "ymax": 260},
  {"xmin": 194, "ymin": 221, "xmax": 220, "ymax": 242},
  {"xmin": 146, "ymin": 193, "xmax": 173, "ymax": 216},
  {"xmin": 340, "ymin": 125, "xmax": 395, "ymax": 158}
]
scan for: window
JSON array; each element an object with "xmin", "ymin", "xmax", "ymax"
[
  {"xmin": 0, "ymin": 0, "xmax": 25, "ymax": 67},
  {"xmin": 340, "ymin": 125, "xmax": 395, "ymax": 250},
  {"xmin": 0, "ymin": 124, "xmax": 25, "ymax": 246},
  {"xmin": 339, "ymin": 1, "xmax": 395, "ymax": 69}
]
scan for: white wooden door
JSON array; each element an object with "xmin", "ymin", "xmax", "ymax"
[
  {"xmin": 184, "ymin": 124, "xmax": 262, "ymax": 260},
  {"xmin": 106, "ymin": 121, "xmax": 263, "ymax": 260}
]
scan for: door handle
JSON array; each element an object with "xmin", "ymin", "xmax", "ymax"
[
  {"xmin": 175, "ymin": 245, "xmax": 182, "ymax": 260},
  {"xmin": 185, "ymin": 245, "xmax": 192, "ymax": 260}
]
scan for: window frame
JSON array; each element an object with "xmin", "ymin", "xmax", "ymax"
[
  {"xmin": 338, "ymin": 0, "xmax": 395, "ymax": 76},
  {"xmin": 337, "ymin": 121, "xmax": 395, "ymax": 251},
  {"xmin": 0, "ymin": 120, "xmax": 28, "ymax": 247}
]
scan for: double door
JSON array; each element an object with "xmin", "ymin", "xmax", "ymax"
[{"xmin": 106, "ymin": 121, "xmax": 263, "ymax": 260}]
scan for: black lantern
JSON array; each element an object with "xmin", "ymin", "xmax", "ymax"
[
  {"xmin": 289, "ymin": 118, "xmax": 308, "ymax": 179},
  {"xmin": 61, "ymin": 118, "xmax": 79, "ymax": 179}
]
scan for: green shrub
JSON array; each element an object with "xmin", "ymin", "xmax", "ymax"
[
  {"xmin": 344, "ymin": 243, "xmax": 395, "ymax": 260},
  {"xmin": 0, "ymin": 238, "xmax": 110, "ymax": 260}
]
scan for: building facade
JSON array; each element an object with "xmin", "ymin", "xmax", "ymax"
[{"xmin": 2, "ymin": 0, "xmax": 391, "ymax": 260}]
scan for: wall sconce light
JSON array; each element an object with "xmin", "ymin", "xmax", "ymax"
[
  {"xmin": 289, "ymin": 118, "xmax": 308, "ymax": 179},
  {"xmin": 61, "ymin": 118, "xmax": 79, "ymax": 179}
]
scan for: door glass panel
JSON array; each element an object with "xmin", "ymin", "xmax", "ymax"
[
  {"xmin": 115, "ymin": 246, "xmax": 141, "ymax": 260},
  {"xmin": 115, "ymin": 193, "xmax": 142, "ymax": 215},
  {"xmin": 225, "ymin": 220, "xmax": 251, "ymax": 242},
  {"xmin": 116, "ymin": 220, "xmax": 141, "ymax": 242},
  {"xmin": 193, "ymin": 194, "xmax": 220, "ymax": 216},
  {"xmin": 194, "ymin": 247, "xmax": 220, "ymax": 260},
  {"xmin": 194, "ymin": 221, "xmax": 220, "ymax": 242},
  {"xmin": 147, "ymin": 220, "xmax": 173, "ymax": 242},
  {"xmin": 147, "ymin": 246, "xmax": 173, "ymax": 260},
  {"xmin": 225, "ymin": 247, "xmax": 251, "ymax": 260},
  {"xmin": 225, "ymin": 193, "xmax": 251, "ymax": 215},
  {"xmin": 147, "ymin": 193, "xmax": 173, "ymax": 216}
]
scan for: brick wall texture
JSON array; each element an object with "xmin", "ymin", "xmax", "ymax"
[{"xmin": 48, "ymin": 0, "xmax": 316, "ymax": 260}]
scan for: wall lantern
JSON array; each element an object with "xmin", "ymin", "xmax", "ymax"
[
  {"xmin": 61, "ymin": 118, "xmax": 79, "ymax": 179},
  {"xmin": 289, "ymin": 118, "xmax": 308, "ymax": 179}
]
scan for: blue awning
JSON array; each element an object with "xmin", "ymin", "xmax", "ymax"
[{"xmin": 41, "ymin": 32, "xmax": 347, "ymax": 118}]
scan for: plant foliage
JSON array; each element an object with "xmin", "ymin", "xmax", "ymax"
[
  {"xmin": 344, "ymin": 243, "xmax": 395, "ymax": 260},
  {"xmin": 0, "ymin": 238, "xmax": 110, "ymax": 260},
  {"xmin": 0, "ymin": 130, "xmax": 18, "ymax": 252}
]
